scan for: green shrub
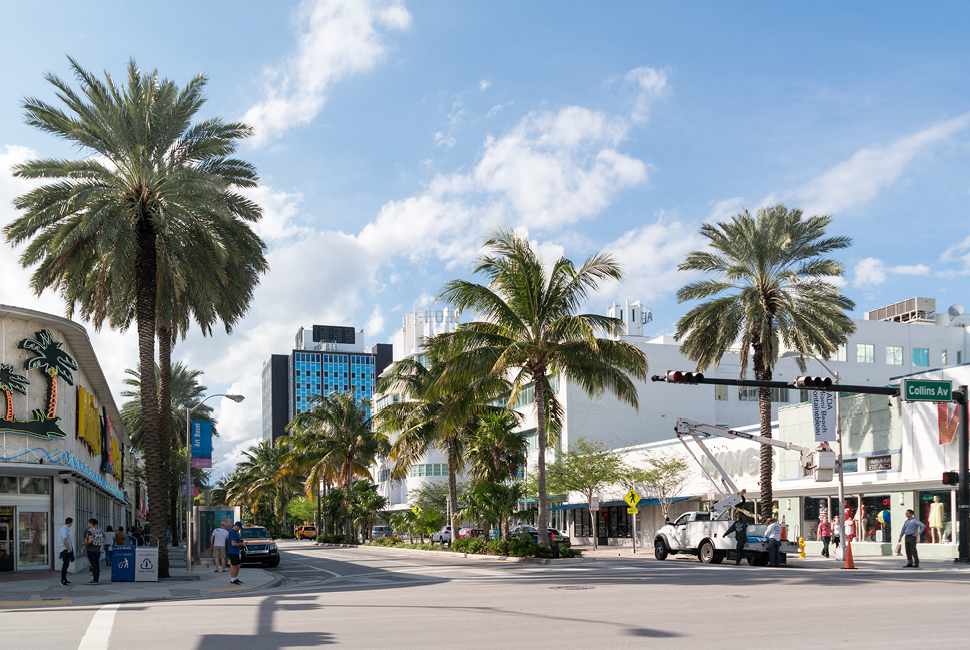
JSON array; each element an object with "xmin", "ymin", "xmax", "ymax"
[
  {"xmin": 279, "ymin": 533, "xmax": 296, "ymax": 539},
  {"xmin": 558, "ymin": 546, "xmax": 582, "ymax": 558},
  {"xmin": 451, "ymin": 537, "xmax": 487, "ymax": 555},
  {"xmin": 317, "ymin": 534, "xmax": 353, "ymax": 544},
  {"xmin": 368, "ymin": 536, "xmax": 403, "ymax": 547}
]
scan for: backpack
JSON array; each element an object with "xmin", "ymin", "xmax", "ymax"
[{"xmin": 89, "ymin": 527, "xmax": 104, "ymax": 546}]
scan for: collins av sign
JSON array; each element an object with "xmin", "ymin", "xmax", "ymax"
[{"xmin": 903, "ymin": 379, "xmax": 952, "ymax": 402}]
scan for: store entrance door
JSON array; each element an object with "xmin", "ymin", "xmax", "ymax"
[
  {"xmin": 0, "ymin": 506, "xmax": 14, "ymax": 570},
  {"xmin": 17, "ymin": 509, "xmax": 50, "ymax": 570}
]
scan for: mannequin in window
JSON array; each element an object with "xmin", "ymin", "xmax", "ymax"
[{"xmin": 929, "ymin": 496, "xmax": 945, "ymax": 544}]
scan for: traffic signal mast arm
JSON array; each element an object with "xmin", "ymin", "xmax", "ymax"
[
  {"xmin": 651, "ymin": 372, "xmax": 900, "ymax": 396},
  {"xmin": 675, "ymin": 418, "xmax": 835, "ymax": 514}
]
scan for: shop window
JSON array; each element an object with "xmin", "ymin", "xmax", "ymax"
[
  {"xmin": 857, "ymin": 344, "xmax": 874, "ymax": 364},
  {"xmin": 913, "ymin": 348, "xmax": 929, "ymax": 367},
  {"xmin": 917, "ymin": 491, "xmax": 952, "ymax": 544},
  {"xmin": 715, "ymin": 385, "xmax": 728, "ymax": 401},
  {"xmin": 886, "ymin": 346, "xmax": 903, "ymax": 365},
  {"xmin": 859, "ymin": 495, "xmax": 892, "ymax": 542},
  {"xmin": 0, "ymin": 477, "xmax": 16, "ymax": 493},
  {"xmin": 803, "ymin": 497, "xmax": 832, "ymax": 541},
  {"xmin": 19, "ymin": 477, "xmax": 50, "ymax": 495}
]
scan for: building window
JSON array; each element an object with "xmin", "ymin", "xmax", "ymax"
[
  {"xmin": 738, "ymin": 387, "xmax": 758, "ymax": 402},
  {"xmin": 771, "ymin": 388, "xmax": 788, "ymax": 403},
  {"xmin": 960, "ymin": 351, "xmax": 964, "ymax": 365},
  {"xmin": 827, "ymin": 344, "xmax": 847, "ymax": 363},
  {"xmin": 857, "ymin": 344, "xmax": 874, "ymax": 364},
  {"xmin": 913, "ymin": 348, "xmax": 929, "ymax": 367},
  {"xmin": 942, "ymin": 350, "xmax": 948, "ymax": 365},
  {"xmin": 799, "ymin": 389, "xmax": 811, "ymax": 403},
  {"xmin": 715, "ymin": 385, "xmax": 728, "ymax": 401},
  {"xmin": 886, "ymin": 346, "xmax": 903, "ymax": 366}
]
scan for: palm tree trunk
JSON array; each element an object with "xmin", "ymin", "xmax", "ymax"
[
  {"xmin": 753, "ymin": 343, "xmax": 773, "ymax": 523},
  {"xmin": 4, "ymin": 390, "xmax": 11, "ymax": 420},
  {"xmin": 46, "ymin": 371, "xmax": 58, "ymax": 418},
  {"xmin": 344, "ymin": 464, "xmax": 352, "ymax": 539},
  {"xmin": 534, "ymin": 376, "xmax": 549, "ymax": 546},
  {"xmin": 447, "ymin": 437, "xmax": 459, "ymax": 547},
  {"xmin": 135, "ymin": 214, "xmax": 168, "ymax": 576},
  {"xmin": 158, "ymin": 328, "xmax": 175, "ymax": 546}
]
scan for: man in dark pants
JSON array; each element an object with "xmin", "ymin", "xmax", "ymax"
[
  {"xmin": 898, "ymin": 509, "xmax": 926, "ymax": 568},
  {"xmin": 765, "ymin": 518, "xmax": 782, "ymax": 567},
  {"xmin": 81, "ymin": 518, "xmax": 104, "ymax": 585},
  {"xmin": 724, "ymin": 513, "xmax": 749, "ymax": 565},
  {"xmin": 58, "ymin": 517, "xmax": 74, "ymax": 585}
]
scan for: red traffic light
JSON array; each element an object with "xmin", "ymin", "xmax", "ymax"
[
  {"xmin": 794, "ymin": 376, "xmax": 833, "ymax": 389},
  {"xmin": 943, "ymin": 471, "xmax": 960, "ymax": 485},
  {"xmin": 665, "ymin": 370, "xmax": 704, "ymax": 384}
]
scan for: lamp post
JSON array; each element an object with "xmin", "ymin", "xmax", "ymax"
[
  {"xmin": 780, "ymin": 351, "xmax": 846, "ymax": 560},
  {"xmin": 186, "ymin": 393, "xmax": 244, "ymax": 571}
]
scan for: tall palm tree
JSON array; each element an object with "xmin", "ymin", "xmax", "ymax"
[
  {"xmin": 228, "ymin": 440, "xmax": 301, "ymax": 533},
  {"xmin": 20, "ymin": 329, "xmax": 78, "ymax": 419},
  {"xmin": 0, "ymin": 364, "xmax": 29, "ymax": 421},
  {"xmin": 376, "ymin": 353, "xmax": 507, "ymax": 546},
  {"xmin": 5, "ymin": 59, "xmax": 266, "ymax": 575},
  {"xmin": 466, "ymin": 410, "xmax": 527, "ymax": 484},
  {"xmin": 434, "ymin": 228, "xmax": 648, "ymax": 545},
  {"xmin": 674, "ymin": 204, "xmax": 855, "ymax": 519},
  {"xmin": 287, "ymin": 392, "xmax": 390, "ymax": 537}
]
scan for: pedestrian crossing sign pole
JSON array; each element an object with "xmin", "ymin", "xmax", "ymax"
[{"xmin": 625, "ymin": 490, "xmax": 641, "ymax": 553}]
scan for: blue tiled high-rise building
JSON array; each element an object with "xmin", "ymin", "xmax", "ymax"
[{"xmin": 262, "ymin": 324, "xmax": 392, "ymax": 445}]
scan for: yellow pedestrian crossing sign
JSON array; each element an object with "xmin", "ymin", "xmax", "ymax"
[
  {"xmin": 624, "ymin": 489, "xmax": 640, "ymax": 509},
  {"xmin": 412, "ymin": 505, "xmax": 422, "ymax": 516}
]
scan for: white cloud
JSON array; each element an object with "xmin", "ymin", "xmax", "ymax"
[
  {"xmin": 479, "ymin": 79, "xmax": 491, "ymax": 92},
  {"xmin": 241, "ymin": 185, "xmax": 310, "ymax": 241},
  {"xmin": 486, "ymin": 101, "xmax": 513, "ymax": 118},
  {"xmin": 708, "ymin": 196, "xmax": 745, "ymax": 223},
  {"xmin": 795, "ymin": 113, "xmax": 970, "ymax": 216},
  {"xmin": 852, "ymin": 257, "xmax": 930, "ymax": 289},
  {"xmin": 365, "ymin": 304, "xmax": 386, "ymax": 337},
  {"xmin": 434, "ymin": 132, "xmax": 456, "ymax": 148},
  {"xmin": 625, "ymin": 66, "xmax": 668, "ymax": 123},
  {"xmin": 243, "ymin": 0, "xmax": 411, "ymax": 144}
]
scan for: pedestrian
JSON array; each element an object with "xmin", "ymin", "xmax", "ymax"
[
  {"xmin": 104, "ymin": 526, "xmax": 113, "ymax": 566},
  {"xmin": 724, "ymin": 512, "xmax": 749, "ymax": 565},
  {"xmin": 227, "ymin": 521, "xmax": 244, "ymax": 585},
  {"xmin": 81, "ymin": 518, "xmax": 104, "ymax": 585},
  {"xmin": 58, "ymin": 517, "xmax": 74, "ymax": 586},
  {"xmin": 817, "ymin": 515, "xmax": 832, "ymax": 558},
  {"xmin": 764, "ymin": 518, "xmax": 782, "ymax": 567},
  {"xmin": 831, "ymin": 516, "xmax": 841, "ymax": 549},
  {"xmin": 897, "ymin": 509, "xmax": 926, "ymax": 568},
  {"xmin": 211, "ymin": 523, "xmax": 230, "ymax": 573},
  {"xmin": 115, "ymin": 527, "xmax": 126, "ymax": 547}
]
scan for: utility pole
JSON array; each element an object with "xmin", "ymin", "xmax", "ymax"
[{"xmin": 957, "ymin": 386, "xmax": 969, "ymax": 563}]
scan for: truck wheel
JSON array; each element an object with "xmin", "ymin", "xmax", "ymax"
[
  {"xmin": 699, "ymin": 541, "xmax": 717, "ymax": 564},
  {"xmin": 654, "ymin": 538, "xmax": 669, "ymax": 561},
  {"xmin": 748, "ymin": 553, "xmax": 769, "ymax": 566}
]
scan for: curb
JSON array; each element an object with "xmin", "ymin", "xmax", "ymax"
[{"xmin": 337, "ymin": 543, "xmax": 593, "ymax": 564}]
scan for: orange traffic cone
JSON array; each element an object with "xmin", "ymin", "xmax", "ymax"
[{"xmin": 842, "ymin": 539, "xmax": 857, "ymax": 569}]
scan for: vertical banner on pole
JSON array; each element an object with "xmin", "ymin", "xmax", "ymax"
[
  {"xmin": 191, "ymin": 420, "xmax": 213, "ymax": 468},
  {"xmin": 811, "ymin": 391, "xmax": 837, "ymax": 442}
]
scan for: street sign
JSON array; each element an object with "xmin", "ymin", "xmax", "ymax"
[
  {"xmin": 589, "ymin": 495, "xmax": 600, "ymax": 511},
  {"xmin": 903, "ymin": 379, "xmax": 952, "ymax": 402},
  {"xmin": 811, "ymin": 391, "xmax": 837, "ymax": 442},
  {"xmin": 627, "ymin": 507, "xmax": 638, "ymax": 514},
  {"xmin": 411, "ymin": 505, "xmax": 422, "ymax": 516},
  {"xmin": 624, "ymin": 489, "xmax": 640, "ymax": 509}
]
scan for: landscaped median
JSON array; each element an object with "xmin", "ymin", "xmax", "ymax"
[{"xmin": 315, "ymin": 534, "xmax": 591, "ymax": 564}]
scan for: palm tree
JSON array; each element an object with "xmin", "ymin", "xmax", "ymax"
[
  {"xmin": 228, "ymin": 440, "xmax": 301, "ymax": 534},
  {"xmin": 20, "ymin": 330, "xmax": 78, "ymax": 418},
  {"xmin": 287, "ymin": 392, "xmax": 390, "ymax": 538},
  {"xmin": 0, "ymin": 364, "xmax": 29, "ymax": 421},
  {"xmin": 375, "ymin": 353, "xmax": 506, "ymax": 547},
  {"xmin": 434, "ymin": 228, "xmax": 648, "ymax": 545},
  {"xmin": 674, "ymin": 204, "xmax": 855, "ymax": 519},
  {"xmin": 5, "ymin": 59, "xmax": 267, "ymax": 576},
  {"xmin": 466, "ymin": 410, "xmax": 527, "ymax": 484}
]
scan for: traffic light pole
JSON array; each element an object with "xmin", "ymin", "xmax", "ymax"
[{"xmin": 957, "ymin": 386, "xmax": 969, "ymax": 564}]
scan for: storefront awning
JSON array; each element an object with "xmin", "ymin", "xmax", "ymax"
[{"xmin": 550, "ymin": 496, "xmax": 694, "ymax": 511}]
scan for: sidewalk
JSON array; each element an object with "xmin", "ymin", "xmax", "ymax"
[
  {"xmin": 576, "ymin": 545, "xmax": 970, "ymax": 571},
  {"xmin": 0, "ymin": 547, "xmax": 281, "ymax": 609}
]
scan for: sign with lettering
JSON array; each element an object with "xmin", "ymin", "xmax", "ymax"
[
  {"xmin": 811, "ymin": 391, "xmax": 837, "ymax": 442},
  {"xmin": 903, "ymin": 379, "xmax": 952, "ymax": 402},
  {"xmin": 191, "ymin": 420, "xmax": 213, "ymax": 469},
  {"xmin": 866, "ymin": 455, "xmax": 892, "ymax": 472},
  {"xmin": 939, "ymin": 403, "xmax": 959, "ymax": 445}
]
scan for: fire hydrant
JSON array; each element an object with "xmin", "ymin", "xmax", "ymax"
[{"xmin": 798, "ymin": 536, "xmax": 806, "ymax": 558}]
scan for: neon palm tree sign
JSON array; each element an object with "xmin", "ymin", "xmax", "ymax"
[{"xmin": 0, "ymin": 330, "xmax": 79, "ymax": 440}]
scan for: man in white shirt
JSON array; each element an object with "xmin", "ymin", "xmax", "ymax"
[
  {"xmin": 211, "ymin": 524, "xmax": 230, "ymax": 573},
  {"xmin": 58, "ymin": 517, "xmax": 74, "ymax": 586},
  {"xmin": 764, "ymin": 518, "xmax": 782, "ymax": 567}
]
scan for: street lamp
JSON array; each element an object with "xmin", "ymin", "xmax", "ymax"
[
  {"xmin": 779, "ymin": 351, "xmax": 846, "ymax": 560},
  {"xmin": 186, "ymin": 393, "xmax": 244, "ymax": 572}
]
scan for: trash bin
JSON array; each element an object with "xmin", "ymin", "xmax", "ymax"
[
  {"xmin": 551, "ymin": 541, "xmax": 560, "ymax": 559},
  {"xmin": 135, "ymin": 546, "xmax": 159, "ymax": 582},
  {"xmin": 111, "ymin": 546, "xmax": 136, "ymax": 582}
]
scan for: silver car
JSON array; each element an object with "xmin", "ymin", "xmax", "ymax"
[{"xmin": 371, "ymin": 525, "xmax": 392, "ymax": 538}]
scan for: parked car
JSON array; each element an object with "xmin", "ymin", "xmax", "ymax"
[
  {"xmin": 371, "ymin": 525, "xmax": 393, "ymax": 538},
  {"xmin": 458, "ymin": 527, "xmax": 484, "ymax": 539},
  {"xmin": 295, "ymin": 524, "xmax": 317, "ymax": 540},
  {"xmin": 239, "ymin": 525, "xmax": 280, "ymax": 567},
  {"xmin": 509, "ymin": 525, "xmax": 570, "ymax": 547},
  {"xmin": 431, "ymin": 526, "xmax": 453, "ymax": 544}
]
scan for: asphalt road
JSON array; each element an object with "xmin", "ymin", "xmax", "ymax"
[{"xmin": 5, "ymin": 539, "xmax": 970, "ymax": 648}]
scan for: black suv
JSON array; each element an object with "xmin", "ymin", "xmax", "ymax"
[{"xmin": 239, "ymin": 526, "xmax": 280, "ymax": 567}]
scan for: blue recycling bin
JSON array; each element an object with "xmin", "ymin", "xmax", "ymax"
[{"xmin": 111, "ymin": 546, "xmax": 136, "ymax": 582}]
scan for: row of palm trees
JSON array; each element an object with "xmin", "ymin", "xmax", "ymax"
[{"xmin": 3, "ymin": 58, "xmax": 857, "ymax": 559}]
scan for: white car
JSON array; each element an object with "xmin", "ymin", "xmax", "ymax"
[{"xmin": 431, "ymin": 526, "xmax": 452, "ymax": 544}]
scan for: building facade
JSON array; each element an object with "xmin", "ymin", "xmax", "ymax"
[{"xmin": 0, "ymin": 305, "xmax": 131, "ymax": 572}]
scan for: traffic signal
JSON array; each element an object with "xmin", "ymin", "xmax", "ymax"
[
  {"xmin": 794, "ymin": 376, "xmax": 833, "ymax": 389},
  {"xmin": 664, "ymin": 370, "xmax": 705, "ymax": 384},
  {"xmin": 943, "ymin": 471, "xmax": 959, "ymax": 485}
]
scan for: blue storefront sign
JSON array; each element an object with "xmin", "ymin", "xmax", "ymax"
[{"xmin": 110, "ymin": 546, "xmax": 136, "ymax": 582}]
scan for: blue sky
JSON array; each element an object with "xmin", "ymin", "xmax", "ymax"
[{"xmin": 1, "ymin": 1, "xmax": 968, "ymax": 476}]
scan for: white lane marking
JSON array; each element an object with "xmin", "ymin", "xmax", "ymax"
[
  {"xmin": 291, "ymin": 562, "xmax": 342, "ymax": 577},
  {"xmin": 78, "ymin": 604, "xmax": 119, "ymax": 650}
]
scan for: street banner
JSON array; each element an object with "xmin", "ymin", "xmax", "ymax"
[
  {"xmin": 191, "ymin": 420, "xmax": 213, "ymax": 468},
  {"xmin": 811, "ymin": 391, "xmax": 837, "ymax": 442}
]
